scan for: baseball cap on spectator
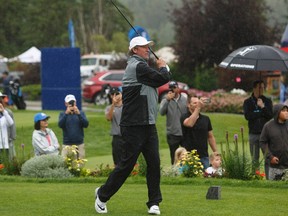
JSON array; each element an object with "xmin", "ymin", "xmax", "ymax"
[
  {"xmin": 34, "ymin": 112, "xmax": 50, "ymax": 123},
  {"xmin": 110, "ymin": 87, "xmax": 121, "ymax": 95},
  {"xmin": 65, "ymin": 94, "xmax": 76, "ymax": 103},
  {"xmin": 0, "ymin": 92, "xmax": 7, "ymax": 98},
  {"xmin": 129, "ymin": 36, "xmax": 154, "ymax": 50},
  {"xmin": 169, "ymin": 81, "xmax": 178, "ymax": 89}
]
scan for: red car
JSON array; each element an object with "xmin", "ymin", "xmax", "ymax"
[{"xmin": 82, "ymin": 70, "xmax": 190, "ymax": 105}]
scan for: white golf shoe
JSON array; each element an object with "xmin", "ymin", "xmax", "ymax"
[{"xmin": 95, "ymin": 187, "xmax": 107, "ymax": 214}]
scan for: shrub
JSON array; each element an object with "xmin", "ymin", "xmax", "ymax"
[
  {"xmin": 161, "ymin": 166, "xmax": 180, "ymax": 177},
  {"xmin": 178, "ymin": 150, "xmax": 204, "ymax": 178},
  {"xmin": 62, "ymin": 145, "xmax": 90, "ymax": 177},
  {"xmin": 22, "ymin": 84, "xmax": 41, "ymax": 100},
  {"xmin": 21, "ymin": 155, "xmax": 72, "ymax": 178},
  {"xmin": 281, "ymin": 169, "xmax": 288, "ymax": 181},
  {"xmin": 89, "ymin": 154, "xmax": 147, "ymax": 177},
  {"xmin": 221, "ymin": 130, "xmax": 252, "ymax": 180},
  {"xmin": 90, "ymin": 164, "xmax": 114, "ymax": 177},
  {"xmin": 0, "ymin": 145, "xmax": 30, "ymax": 176},
  {"xmin": 203, "ymin": 91, "xmax": 247, "ymax": 114},
  {"xmin": 0, "ymin": 157, "xmax": 23, "ymax": 175}
]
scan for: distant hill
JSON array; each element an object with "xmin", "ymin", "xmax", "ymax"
[
  {"xmin": 266, "ymin": 0, "xmax": 287, "ymax": 24},
  {"xmin": 118, "ymin": 0, "xmax": 182, "ymax": 46},
  {"xmin": 118, "ymin": 0, "xmax": 287, "ymax": 46}
]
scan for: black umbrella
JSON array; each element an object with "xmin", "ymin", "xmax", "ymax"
[{"xmin": 219, "ymin": 45, "xmax": 288, "ymax": 72}]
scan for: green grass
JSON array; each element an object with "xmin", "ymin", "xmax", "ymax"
[
  {"xmin": 0, "ymin": 176, "xmax": 287, "ymax": 216},
  {"xmin": 2, "ymin": 109, "xmax": 288, "ymax": 215},
  {"xmin": 11, "ymin": 109, "xmax": 248, "ymax": 169}
]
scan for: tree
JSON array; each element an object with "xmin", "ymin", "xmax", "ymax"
[
  {"xmin": 170, "ymin": 0, "xmax": 280, "ymax": 82},
  {"xmin": 0, "ymin": 0, "xmax": 133, "ymax": 57},
  {"xmin": 0, "ymin": 0, "xmax": 26, "ymax": 57},
  {"xmin": 70, "ymin": 0, "xmax": 132, "ymax": 54},
  {"xmin": 21, "ymin": 0, "xmax": 70, "ymax": 49}
]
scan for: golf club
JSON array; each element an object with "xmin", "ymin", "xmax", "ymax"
[{"xmin": 110, "ymin": 0, "xmax": 170, "ymax": 71}]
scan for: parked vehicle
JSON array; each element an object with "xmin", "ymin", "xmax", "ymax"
[
  {"xmin": 82, "ymin": 70, "xmax": 190, "ymax": 105},
  {"xmin": 80, "ymin": 54, "xmax": 113, "ymax": 78},
  {"xmin": 82, "ymin": 70, "xmax": 123, "ymax": 105}
]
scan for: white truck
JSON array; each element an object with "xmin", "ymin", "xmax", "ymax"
[{"xmin": 80, "ymin": 54, "xmax": 113, "ymax": 78}]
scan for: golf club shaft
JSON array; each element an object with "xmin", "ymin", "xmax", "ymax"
[{"xmin": 110, "ymin": 0, "xmax": 159, "ymax": 60}]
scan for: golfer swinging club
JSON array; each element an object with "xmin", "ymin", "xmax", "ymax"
[{"xmin": 95, "ymin": 36, "xmax": 171, "ymax": 215}]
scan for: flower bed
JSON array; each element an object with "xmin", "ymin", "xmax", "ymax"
[{"xmin": 202, "ymin": 90, "xmax": 247, "ymax": 114}]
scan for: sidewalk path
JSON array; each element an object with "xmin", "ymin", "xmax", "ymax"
[{"xmin": 25, "ymin": 100, "xmax": 103, "ymax": 112}]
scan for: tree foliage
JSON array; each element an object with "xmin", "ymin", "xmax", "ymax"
[
  {"xmin": 0, "ymin": 0, "xmax": 132, "ymax": 57},
  {"xmin": 170, "ymin": 0, "xmax": 281, "ymax": 78}
]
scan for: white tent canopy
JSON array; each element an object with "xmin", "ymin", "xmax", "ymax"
[{"xmin": 9, "ymin": 46, "xmax": 41, "ymax": 63}]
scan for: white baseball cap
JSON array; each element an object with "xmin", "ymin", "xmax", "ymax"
[
  {"xmin": 129, "ymin": 36, "xmax": 154, "ymax": 50},
  {"xmin": 65, "ymin": 94, "xmax": 76, "ymax": 103},
  {"xmin": 0, "ymin": 92, "xmax": 7, "ymax": 98}
]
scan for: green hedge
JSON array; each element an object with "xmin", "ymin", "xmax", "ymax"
[{"xmin": 22, "ymin": 84, "xmax": 41, "ymax": 100}]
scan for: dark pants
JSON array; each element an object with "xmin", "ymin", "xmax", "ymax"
[
  {"xmin": 249, "ymin": 133, "xmax": 269, "ymax": 179},
  {"xmin": 112, "ymin": 135, "xmax": 124, "ymax": 166},
  {"xmin": 98, "ymin": 125, "xmax": 162, "ymax": 208},
  {"xmin": 167, "ymin": 134, "xmax": 183, "ymax": 165}
]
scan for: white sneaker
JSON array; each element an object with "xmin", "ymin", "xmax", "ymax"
[
  {"xmin": 95, "ymin": 187, "xmax": 108, "ymax": 214},
  {"xmin": 148, "ymin": 205, "xmax": 160, "ymax": 215}
]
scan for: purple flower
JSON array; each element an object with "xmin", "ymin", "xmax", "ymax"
[
  {"xmin": 21, "ymin": 143, "xmax": 25, "ymax": 149},
  {"xmin": 234, "ymin": 134, "xmax": 238, "ymax": 140}
]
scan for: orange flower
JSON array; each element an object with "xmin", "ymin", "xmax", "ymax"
[{"xmin": 0, "ymin": 164, "xmax": 4, "ymax": 170}]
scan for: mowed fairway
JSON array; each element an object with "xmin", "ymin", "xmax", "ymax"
[
  {"xmin": 2, "ymin": 109, "xmax": 287, "ymax": 216},
  {"xmin": 0, "ymin": 178, "xmax": 287, "ymax": 216}
]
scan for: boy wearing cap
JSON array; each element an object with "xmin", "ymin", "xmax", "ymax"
[
  {"xmin": 32, "ymin": 113, "xmax": 59, "ymax": 156},
  {"xmin": 159, "ymin": 81, "xmax": 187, "ymax": 165},
  {"xmin": 0, "ymin": 93, "xmax": 14, "ymax": 162},
  {"xmin": 105, "ymin": 87, "xmax": 123, "ymax": 166},
  {"xmin": 260, "ymin": 104, "xmax": 288, "ymax": 180},
  {"xmin": 95, "ymin": 36, "xmax": 171, "ymax": 215},
  {"xmin": 58, "ymin": 94, "xmax": 89, "ymax": 159}
]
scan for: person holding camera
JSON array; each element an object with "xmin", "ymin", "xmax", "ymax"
[
  {"xmin": 58, "ymin": 94, "xmax": 89, "ymax": 159},
  {"xmin": 180, "ymin": 94, "xmax": 217, "ymax": 170},
  {"xmin": 0, "ymin": 94, "xmax": 14, "ymax": 163},
  {"xmin": 105, "ymin": 87, "xmax": 124, "ymax": 166},
  {"xmin": 0, "ymin": 92, "xmax": 16, "ymax": 161},
  {"xmin": 159, "ymin": 81, "xmax": 187, "ymax": 165}
]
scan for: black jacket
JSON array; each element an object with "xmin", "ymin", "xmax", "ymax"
[
  {"xmin": 120, "ymin": 55, "xmax": 171, "ymax": 126},
  {"xmin": 243, "ymin": 94, "xmax": 273, "ymax": 134}
]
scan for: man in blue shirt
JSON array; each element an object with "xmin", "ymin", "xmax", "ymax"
[{"xmin": 58, "ymin": 94, "xmax": 89, "ymax": 159}]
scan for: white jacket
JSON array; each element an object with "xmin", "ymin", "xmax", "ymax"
[
  {"xmin": 0, "ymin": 110, "xmax": 14, "ymax": 149},
  {"xmin": 32, "ymin": 128, "xmax": 60, "ymax": 156}
]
